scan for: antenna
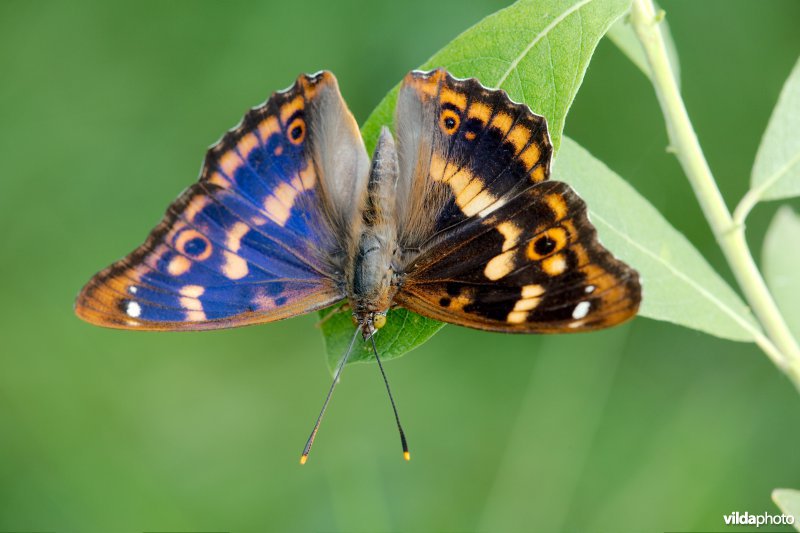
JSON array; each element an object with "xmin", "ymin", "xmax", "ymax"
[
  {"xmin": 300, "ymin": 325, "xmax": 361, "ymax": 465},
  {"xmin": 369, "ymin": 333, "xmax": 410, "ymax": 461}
]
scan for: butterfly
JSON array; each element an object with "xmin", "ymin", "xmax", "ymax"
[{"xmin": 75, "ymin": 69, "xmax": 641, "ymax": 462}]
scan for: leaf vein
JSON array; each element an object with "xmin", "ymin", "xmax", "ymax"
[
  {"xmin": 496, "ymin": 0, "xmax": 596, "ymax": 87},
  {"xmin": 754, "ymin": 149, "xmax": 800, "ymax": 200}
]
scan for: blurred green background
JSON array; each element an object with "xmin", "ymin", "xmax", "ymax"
[{"xmin": 2, "ymin": 1, "xmax": 800, "ymax": 531}]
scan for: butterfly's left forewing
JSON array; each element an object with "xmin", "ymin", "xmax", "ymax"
[{"xmin": 76, "ymin": 72, "xmax": 369, "ymax": 330}]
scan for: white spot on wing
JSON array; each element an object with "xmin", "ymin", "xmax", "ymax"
[
  {"xmin": 226, "ymin": 222, "xmax": 250, "ymax": 252},
  {"xmin": 478, "ymin": 196, "xmax": 507, "ymax": 218},
  {"xmin": 572, "ymin": 301, "xmax": 591, "ymax": 320},
  {"xmin": 512, "ymin": 298, "xmax": 539, "ymax": 312},
  {"xmin": 222, "ymin": 251, "xmax": 249, "ymax": 280},
  {"xmin": 507, "ymin": 310, "xmax": 528, "ymax": 324},
  {"xmin": 585, "ymin": 285, "xmax": 595, "ymax": 293},
  {"xmin": 179, "ymin": 285, "xmax": 206, "ymax": 321},
  {"xmin": 484, "ymin": 250, "xmax": 515, "ymax": 280},
  {"xmin": 521, "ymin": 284, "xmax": 544, "ymax": 298},
  {"xmin": 179, "ymin": 285, "xmax": 205, "ymax": 298},
  {"xmin": 542, "ymin": 254, "xmax": 566, "ymax": 276},
  {"xmin": 496, "ymin": 221, "xmax": 522, "ymax": 252},
  {"xmin": 126, "ymin": 301, "xmax": 141, "ymax": 318},
  {"xmin": 261, "ymin": 171, "xmax": 317, "ymax": 227}
]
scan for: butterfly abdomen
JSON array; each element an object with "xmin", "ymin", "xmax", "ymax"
[{"xmin": 347, "ymin": 127, "xmax": 401, "ymax": 325}]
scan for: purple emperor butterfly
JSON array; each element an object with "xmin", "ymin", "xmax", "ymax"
[{"xmin": 76, "ymin": 69, "xmax": 641, "ymax": 463}]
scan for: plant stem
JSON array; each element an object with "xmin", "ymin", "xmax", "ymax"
[{"xmin": 630, "ymin": 0, "xmax": 800, "ymax": 388}]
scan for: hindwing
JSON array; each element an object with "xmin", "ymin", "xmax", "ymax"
[{"xmin": 397, "ymin": 177, "xmax": 641, "ymax": 332}]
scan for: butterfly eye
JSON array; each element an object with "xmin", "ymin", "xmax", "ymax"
[
  {"xmin": 287, "ymin": 116, "xmax": 306, "ymax": 145},
  {"xmin": 373, "ymin": 314, "xmax": 387, "ymax": 329},
  {"xmin": 527, "ymin": 227, "xmax": 568, "ymax": 261},
  {"xmin": 440, "ymin": 109, "xmax": 461, "ymax": 134}
]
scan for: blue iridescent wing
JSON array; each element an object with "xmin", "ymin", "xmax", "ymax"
[{"xmin": 76, "ymin": 72, "xmax": 369, "ymax": 330}]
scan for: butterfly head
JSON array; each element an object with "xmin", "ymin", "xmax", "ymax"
[{"xmin": 352, "ymin": 310, "xmax": 388, "ymax": 339}]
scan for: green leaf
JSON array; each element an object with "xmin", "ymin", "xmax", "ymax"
[
  {"xmin": 763, "ymin": 206, "xmax": 800, "ymax": 340},
  {"xmin": 321, "ymin": 0, "xmax": 633, "ymax": 367},
  {"xmin": 554, "ymin": 137, "xmax": 760, "ymax": 342},
  {"xmin": 772, "ymin": 488, "xmax": 800, "ymax": 532},
  {"xmin": 320, "ymin": 306, "xmax": 445, "ymax": 372},
  {"xmin": 751, "ymin": 57, "xmax": 800, "ymax": 202},
  {"xmin": 606, "ymin": 6, "xmax": 681, "ymax": 87}
]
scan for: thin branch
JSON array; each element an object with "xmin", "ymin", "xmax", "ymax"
[{"xmin": 630, "ymin": 0, "xmax": 800, "ymax": 389}]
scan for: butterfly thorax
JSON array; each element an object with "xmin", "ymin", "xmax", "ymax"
[{"xmin": 347, "ymin": 127, "xmax": 402, "ymax": 337}]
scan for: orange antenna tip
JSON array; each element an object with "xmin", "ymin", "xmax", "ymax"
[
  {"xmin": 403, "ymin": 451, "xmax": 411, "ymax": 461},
  {"xmin": 300, "ymin": 455, "xmax": 308, "ymax": 465}
]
